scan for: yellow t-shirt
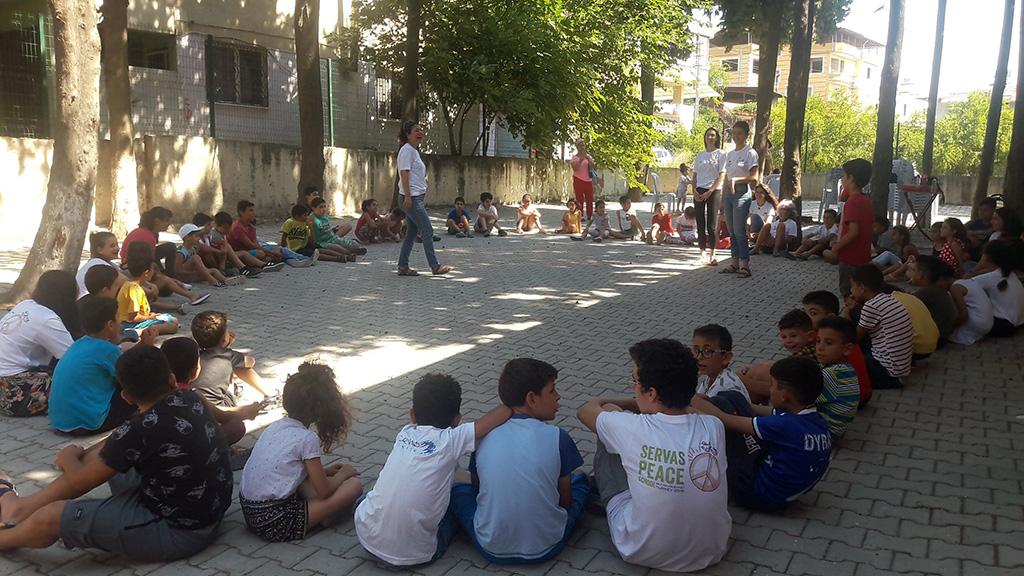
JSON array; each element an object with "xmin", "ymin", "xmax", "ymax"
[
  {"xmin": 117, "ymin": 280, "xmax": 150, "ymax": 323},
  {"xmin": 565, "ymin": 210, "xmax": 582, "ymax": 233},
  {"xmin": 281, "ymin": 218, "xmax": 312, "ymax": 252},
  {"xmin": 891, "ymin": 291, "xmax": 939, "ymax": 355}
]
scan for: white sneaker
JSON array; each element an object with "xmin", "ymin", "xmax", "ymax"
[
  {"xmin": 289, "ymin": 257, "xmax": 313, "ymax": 268},
  {"xmin": 223, "ymin": 275, "xmax": 245, "ymax": 286},
  {"xmin": 311, "ymin": 249, "xmax": 320, "ymax": 266}
]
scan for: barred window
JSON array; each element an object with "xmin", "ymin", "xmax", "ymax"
[
  {"xmin": 127, "ymin": 30, "xmax": 176, "ymax": 70},
  {"xmin": 210, "ymin": 42, "xmax": 268, "ymax": 107},
  {"xmin": 375, "ymin": 76, "xmax": 402, "ymax": 120}
]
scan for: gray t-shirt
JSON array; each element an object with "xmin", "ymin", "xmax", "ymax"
[{"xmin": 192, "ymin": 346, "xmax": 246, "ymax": 407}]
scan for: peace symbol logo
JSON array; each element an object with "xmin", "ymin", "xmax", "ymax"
[{"xmin": 689, "ymin": 451, "xmax": 722, "ymax": 492}]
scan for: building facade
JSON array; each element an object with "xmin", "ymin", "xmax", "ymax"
[{"xmin": 709, "ymin": 27, "xmax": 883, "ymax": 106}]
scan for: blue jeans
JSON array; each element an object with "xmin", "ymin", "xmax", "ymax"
[
  {"xmin": 259, "ymin": 242, "xmax": 308, "ymax": 264},
  {"xmin": 398, "ymin": 195, "xmax": 439, "ymax": 270},
  {"xmin": 723, "ymin": 184, "xmax": 753, "ymax": 262},
  {"xmin": 448, "ymin": 473, "xmax": 590, "ymax": 565}
]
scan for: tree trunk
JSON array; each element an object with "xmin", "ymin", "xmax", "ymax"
[
  {"xmin": 295, "ymin": 0, "xmax": 325, "ymax": 202},
  {"xmin": 640, "ymin": 62, "xmax": 655, "ymax": 117},
  {"xmin": 401, "ymin": 0, "xmax": 422, "ymax": 122},
  {"xmin": 754, "ymin": 0, "xmax": 784, "ymax": 175},
  {"xmin": 780, "ymin": 0, "xmax": 815, "ymax": 209},
  {"xmin": 99, "ymin": 0, "xmax": 138, "ymax": 238},
  {"xmin": 921, "ymin": 0, "xmax": 946, "ymax": 178},
  {"xmin": 975, "ymin": 0, "xmax": 1014, "ymax": 214},
  {"xmin": 871, "ymin": 0, "xmax": 905, "ymax": 216},
  {"xmin": 1003, "ymin": 0, "xmax": 1024, "ymax": 221},
  {"xmin": 6, "ymin": 0, "xmax": 100, "ymax": 304}
]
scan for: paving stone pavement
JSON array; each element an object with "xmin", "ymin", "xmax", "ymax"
[{"xmin": 0, "ymin": 204, "xmax": 1022, "ymax": 576}]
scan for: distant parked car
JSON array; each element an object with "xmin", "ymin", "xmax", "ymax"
[{"xmin": 652, "ymin": 147, "xmax": 673, "ymax": 166}]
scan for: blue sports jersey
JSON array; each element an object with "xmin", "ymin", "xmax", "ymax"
[
  {"xmin": 448, "ymin": 208, "xmax": 470, "ymax": 222},
  {"xmin": 751, "ymin": 408, "xmax": 832, "ymax": 510}
]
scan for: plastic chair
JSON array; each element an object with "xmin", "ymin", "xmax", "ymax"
[{"xmin": 818, "ymin": 167, "xmax": 844, "ymax": 222}]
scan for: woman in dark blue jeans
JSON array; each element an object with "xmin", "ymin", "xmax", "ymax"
[
  {"xmin": 396, "ymin": 121, "xmax": 452, "ymax": 276},
  {"xmin": 720, "ymin": 121, "xmax": 760, "ymax": 278}
]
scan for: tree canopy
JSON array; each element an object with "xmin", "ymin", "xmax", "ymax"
[{"xmin": 343, "ymin": 0, "xmax": 707, "ymax": 180}]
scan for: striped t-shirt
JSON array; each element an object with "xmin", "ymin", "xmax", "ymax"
[
  {"xmin": 858, "ymin": 293, "xmax": 914, "ymax": 378},
  {"xmin": 818, "ymin": 362, "xmax": 860, "ymax": 440}
]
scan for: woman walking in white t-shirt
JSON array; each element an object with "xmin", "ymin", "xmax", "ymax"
[
  {"xmin": 0, "ymin": 270, "xmax": 78, "ymax": 416},
  {"xmin": 720, "ymin": 121, "xmax": 760, "ymax": 278},
  {"xmin": 691, "ymin": 128, "xmax": 727, "ymax": 265},
  {"xmin": 396, "ymin": 121, "xmax": 452, "ymax": 276}
]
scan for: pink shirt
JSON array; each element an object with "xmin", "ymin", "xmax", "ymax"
[
  {"xmin": 572, "ymin": 154, "xmax": 592, "ymax": 182},
  {"xmin": 120, "ymin": 227, "xmax": 158, "ymax": 261}
]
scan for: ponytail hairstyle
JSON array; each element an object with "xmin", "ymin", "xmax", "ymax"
[
  {"xmin": 398, "ymin": 120, "xmax": 420, "ymax": 146},
  {"xmin": 944, "ymin": 217, "xmax": 968, "ymax": 245},
  {"xmin": 139, "ymin": 206, "xmax": 173, "ymax": 231},
  {"xmin": 89, "ymin": 231, "xmax": 117, "ymax": 257},
  {"xmin": 282, "ymin": 362, "xmax": 352, "ymax": 451},
  {"xmin": 984, "ymin": 238, "xmax": 1023, "ymax": 291}
]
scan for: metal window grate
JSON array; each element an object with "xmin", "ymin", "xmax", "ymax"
[
  {"xmin": 0, "ymin": 10, "xmax": 54, "ymax": 138},
  {"xmin": 211, "ymin": 41, "xmax": 268, "ymax": 107}
]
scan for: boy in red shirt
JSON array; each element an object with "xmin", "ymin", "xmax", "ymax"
[
  {"xmin": 646, "ymin": 202, "xmax": 674, "ymax": 245},
  {"xmin": 824, "ymin": 158, "xmax": 874, "ymax": 297}
]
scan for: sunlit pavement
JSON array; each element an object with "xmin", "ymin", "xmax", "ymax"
[{"xmin": 1, "ymin": 203, "xmax": 1021, "ymax": 576}]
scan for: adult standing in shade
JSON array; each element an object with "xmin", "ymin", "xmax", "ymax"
[
  {"xmin": 692, "ymin": 127, "xmax": 727, "ymax": 266},
  {"xmin": 570, "ymin": 139, "xmax": 597, "ymax": 220},
  {"xmin": 396, "ymin": 121, "xmax": 452, "ymax": 277},
  {"xmin": 720, "ymin": 121, "xmax": 759, "ymax": 278}
]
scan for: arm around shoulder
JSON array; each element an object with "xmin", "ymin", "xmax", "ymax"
[{"xmin": 473, "ymin": 404, "xmax": 513, "ymax": 438}]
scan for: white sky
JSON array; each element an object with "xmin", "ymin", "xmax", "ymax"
[{"xmin": 840, "ymin": 0, "xmax": 1020, "ymax": 97}]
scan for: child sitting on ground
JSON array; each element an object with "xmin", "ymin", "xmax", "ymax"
[
  {"xmin": 873, "ymin": 225, "xmax": 918, "ymax": 281},
  {"xmin": 886, "ymin": 286, "xmax": 940, "ymax": 363},
  {"xmin": 117, "ymin": 252, "xmax": 180, "ymax": 335},
  {"xmin": 176, "ymin": 224, "xmax": 244, "ymax": 286},
  {"xmin": 356, "ymin": 199, "xmax": 388, "ymax": 243},
  {"xmin": 646, "ymin": 202, "xmax": 674, "ymax": 245},
  {"xmin": 554, "ymin": 198, "xmax": 582, "ymax": 235},
  {"xmin": 739, "ymin": 310, "xmax": 817, "ymax": 402},
  {"xmin": 450, "ymin": 358, "xmax": 589, "ymax": 564},
  {"xmin": 161, "ymin": 336, "xmax": 265, "ymax": 447},
  {"xmin": 516, "ymin": 194, "xmax": 546, "ymax": 234},
  {"xmin": 475, "ymin": 192, "xmax": 508, "ymax": 237},
  {"xmin": 446, "ymin": 196, "xmax": 474, "ymax": 237},
  {"xmin": 692, "ymin": 324, "xmax": 748, "ymax": 400},
  {"xmin": 283, "ymin": 204, "xmax": 352, "ymax": 263},
  {"xmin": 611, "ymin": 196, "xmax": 644, "ymax": 240},
  {"xmin": 310, "ymin": 197, "xmax": 365, "ymax": 254},
  {"xmin": 192, "ymin": 213, "xmax": 263, "ymax": 277},
  {"xmin": 573, "ymin": 200, "xmax": 611, "ymax": 242},
  {"xmin": 692, "ymin": 356, "xmax": 831, "ymax": 511},
  {"xmin": 752, "ymin": 199, "xmax": 799, "ymax": 256},
  {"xmin": 190, "ymin": 310, "xmax": 274, "ymax": 406},
  {"xmin": 213, "ymin": 212, "xmax": 281, "ymax": 273},
  {"xmin": 906, "ymin": 255, "xmax": 958, "ymax": 344},
  {"xmin": 812, "ymin": 316, "xmax": 860, "ymax": 441},
  {"xmin": 801, "ymin": 290, "xmax": 872, "ymax": 406},
  {"xmin": 576, "ymin": 339, "xmax": 730, "ymax": 572},
  {"xmin": 355, "ymin": 374, "xmax": 512, "ymax": 567},
  {"xmin": 847, "ymin": 264, "xmax": 914, "ymax": 388},
  {"xmin": 787, "ymin": 208, "xmax": 838, "ymax": 260},
  {"xmin": 239, "ymin": 363, "xmax": 362, "ymax": 542},
  {"xmin": 672, "ymin": 206, "xmax": 698, "ymax": 245},
  {"xmin": 385, "ymin": 207, "xmax": 406, "ymax": 241},
  {"xmin": 48, "ymin": 297, "xmax": 154, "ymax": 435},
  {"xmin": 936, "ymin": 218, "xmax": 970, "ymax": 277},
  {"xmin": 76, "ymin": 232, "xmax": 127, "ymax": 298},
  {"xmin": 228, "ymin": 200, "xmax": 311, "ymax": 267},
  {"xmin": 0, "ymin": 346, "xmax": 232, "ymax": 561}
]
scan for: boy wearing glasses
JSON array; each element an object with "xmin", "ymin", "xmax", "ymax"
[{"xmin": 692, "ymin": 324, "xmax": 749, "ymax": 401}]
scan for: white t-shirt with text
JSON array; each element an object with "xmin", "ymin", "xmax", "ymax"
[
  {"xmin": 617, "ymin": 208, "xmax": 638, "ymax": 231},
  {"xmin": 693, "ymin": 149, "xmax": 726, "ymax": 189},
  {"xmin": 596, "ymin": 411, "xmax": 731, "ymax": 572},
  {"xmin": 355, "ymin": 423, "xmax": 476, "ymax": 566}
]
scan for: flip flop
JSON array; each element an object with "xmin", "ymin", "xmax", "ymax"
[
  {"xmin": 189, "ymin": 293, "xmax": 211, "ymax": 306},
  {"xmin": 397, "ymin": 268, "xmax": 420, "ymax": 276}
]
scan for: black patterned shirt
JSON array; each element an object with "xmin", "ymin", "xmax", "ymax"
[{"xmin": 100, "ymin": 389, "xmax": 232, "ymax": 529}]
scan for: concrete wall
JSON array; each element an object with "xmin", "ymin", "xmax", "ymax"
[{"xmin": 3, "ymin": 135, "xmax": 995, "ymax": 248}]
